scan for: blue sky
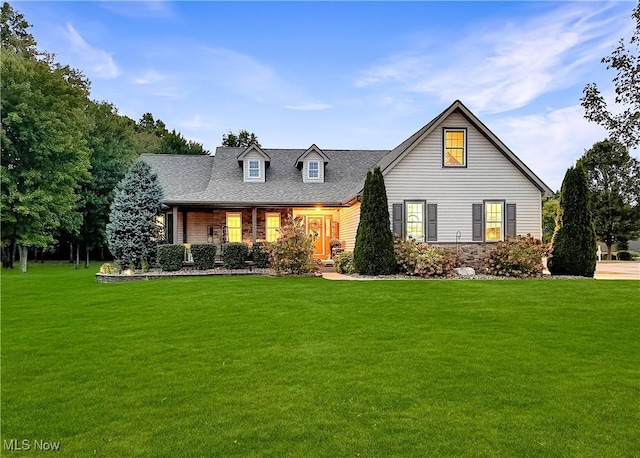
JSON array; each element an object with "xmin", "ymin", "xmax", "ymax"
[{"xmin": 15, "ymin": 1, "xmax": 638, "ymax": 191}]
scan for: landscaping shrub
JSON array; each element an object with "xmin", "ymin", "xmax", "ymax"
[
  {"xmin": 334, "ymin": 252, "xmax": 355, "ymax": 275},
  {"xmin": 353, "ymin": 167, "xmax": 396, "ymax": 275},
  {"xmin": 223, "ymin": 243, "xmax": 249, "ymax": 269},
  {"xmin": 191, "ymin": 244, "xmax": 217, "ymax": 270},
  {"xmin": 264, "ymin": 216, "xmax": 320, "ymax": 275},
  {"xmin": 483, "ymin": 235, "xmax": 548, "ymax": 278},
  {"xmin": 395, "ymin": 241, "xmax": 460, "ymax": 278},
  {"xmin": 99, "ymin": 262, "xmax": 120, "ymax": 274},
  {"xmin": 617, "ymin": 251, "xmax": 632, "ymax": 261},
  {"xmin": 156, "ymin": 244, "xmax": 184, "ymax": 271},
  {"xmin": 548, "ymin": 163, "xmax": 597, "ymax": 277},
  {"xmin": 251, "ymin": 242, "xmax": 270, "ymax": 268}
]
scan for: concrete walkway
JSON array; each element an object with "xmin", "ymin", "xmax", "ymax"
[{"xmin": 322, "ymin": 261, "xmax": 639, "ymax": 281}]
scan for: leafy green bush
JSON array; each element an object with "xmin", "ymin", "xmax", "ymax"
[
  {"xmin": 251, "ymin": 242, "xmax": 270, "ymax": 268},
  {"xmin": 156, "ymin": 244, "xmax": 184, "ymax": 271},
  {"xmin": 99, "ymin": 262, "xmax": 120, "ymax": 274},
  {"xmin": 191, "ymin": 244, "xmax": 217, "ymax": 270},
  {"xmin": 223, "ymin": 243, "xmax": 249, "ymax": 269},
  {"xmin": 334, "ymin": 252, "xmax": 355, "ymax": 274},
  {"xmin": 264, "ymin": 216, "xmax": 320, "ymax": 275},
  {"xmin": 395, "ymin": 241, "xmax": 460, "ymax": 278},
  {"xmin": 484, "ymin": 235, "xmax": 547, "ymax": 278},
  {"xmin": 617, "ymin": 251, "xmax": 633, "ymax": 261}
]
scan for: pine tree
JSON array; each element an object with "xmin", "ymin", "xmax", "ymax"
[
  {"xmin": 548, "ymin": 163, "xmax": 597, "ymax": 277},
  {"xmin": 106, "ymin": 161, "xmax": 163, "ymax": 269},
  {"xmin": 353, "ymin": 167, "xmax": 396, "ymax": 275}
]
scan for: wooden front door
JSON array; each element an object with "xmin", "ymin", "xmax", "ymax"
[{"xmin": 306, "ymin": 216, "xmax": 324, "ymax": 256}]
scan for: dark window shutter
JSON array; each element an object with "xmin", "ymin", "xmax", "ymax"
[
  {"xmin": 392, "ymin": 203, "xmax": 403, "ymax": 239},
  {"xmin": 506, "ymin": 203, "xmax": 516, "ymax": 239},
  {"xmin": 427, "ymin": 204, "xmax": 437, "ymax": 241},
  {"xmin": 472, "ymin": 203, "xmax": 483, "ymax": 241}
]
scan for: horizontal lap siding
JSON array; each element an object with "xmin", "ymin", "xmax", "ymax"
[
  {"xmin": 384, "ymin": 112, "xmax": 542, "ymax": 242},
  {"xmin": 339, "ymin": 203, "xmax": 361, "ymax": 252},
  {"xmin": 186, "ymin": 211, "xmax": 213, "ymax": 244}
]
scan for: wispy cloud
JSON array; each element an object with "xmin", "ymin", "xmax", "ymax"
[
  {"xmin": 285, "ymin": 103, "xmax": 331, "ymax": 111},
  {"xmin": 133, "ymin": 69, "xmax": 167, "ymax": 85},
  {"xmin": 99, "ymin": 1, "xmax": 176, "ymax": 19},
  {"xmin": 64, "ymin": 23, "xmax": 120, "ymax": 78},
  {"xmin": 492, "ymin": 104, "xmax": 608, "ymax": 192},
  {"xmin": 355, "ymin": 3, "xmax": 624, "ymax": 114}
]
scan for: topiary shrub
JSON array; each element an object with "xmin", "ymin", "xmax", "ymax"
[
  {"xmin": 156, "ymin": 244, "xmax": 184, "ymax": 271},
  {"xmin": 99, "ymin": 262, "xmax": 121, "ymax": 274},
  {"xmin": 251, "ymin": 242, "xmax": 270, "ymax": 268},
  {"xmin": 223, "ymin": 243, "xmax": 249, "ymax": 269},
  {"xmin": 353, "ymin": 166, "xmax": 396, "ymax": 275},
  {"xmin": 334, "ymin": 251, "xmax": 355, "ymax": 274},
  {"xmin": 548, "ymin": 163, "xmax": 597, "ymax": 277},
  {"xmin": 264, "ymin": 216, "xmax": 320, "ymax": 275},
  {"xmin": 483, "ymin": 235, "xmax": 548, "ymax": 278},
  {"xmin": 191, "ymin": 244, "xmax": 217, "ymax": 270},
  {"xmin": 395, "ymin": 241, "xmax": 460, "ymax": 278}
]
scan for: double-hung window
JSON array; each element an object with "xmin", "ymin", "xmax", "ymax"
[
  {"xmin": 443, "ymin": 129, "xmax": 467, "ymax": 167},
  {"xmin": 248, "ymin": 160, "xmax": 260, "ymax": 179},
  {"xmin": 405, "ymin": 201, "xmax": 425, "ymax": 242},
  {"xmin": 266, "ymin": 213, "xmax": 281, "ymax": 242},
  {"xmin": 308, "ymin": 160, "xmax": 320, "ymax": 179},
  {"xmin": 484, "ymin": 202, "xmax": 503, "ymax": 241},
  {"xmin": 226, "ymin": 213, "xmax": 242, "ymax": 243}
]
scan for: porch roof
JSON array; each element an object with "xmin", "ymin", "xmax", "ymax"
[{"xmin": 143, "ymin": 148, "xmax": 387, "ymax": 206}]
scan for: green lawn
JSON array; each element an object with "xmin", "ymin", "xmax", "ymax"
[{"xmin": 1, "ymin": 263, "xmax": 639, "ymax": 457}]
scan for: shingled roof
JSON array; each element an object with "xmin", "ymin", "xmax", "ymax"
[{"xmin": 142, "ymin": 148, "xmax": 387, "ymax": 207}]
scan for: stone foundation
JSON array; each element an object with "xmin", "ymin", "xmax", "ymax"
[{"xmin": 430, "ymin": 243, "xmax": 498, "ymax": 270}]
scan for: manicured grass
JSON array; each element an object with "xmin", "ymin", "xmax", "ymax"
[{"xmin": 1, "ymin": 263, "xmax": 639, "ymax": 457}]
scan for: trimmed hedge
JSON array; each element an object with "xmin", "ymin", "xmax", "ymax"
[
  {"xmin": 99, "ymin": 262, "xmax": 120, "ymax": 274},
  {"xmin": 157, "ymin": 244, "xmax": 184, "ymax": 271},
  {"xmin": 334, "ymin": 252, "xmax": 355, "ymax": 274},
  {"xmin": 191, "ymin": 244, "xmax": 217, "ymax": 270},
  {"xmin": 251, "ymin": 242, "xmax": 270, "ymax": 268},
  {"xmin": 223, "ymin": 243, "xmax": 249, "ymax": 269}
]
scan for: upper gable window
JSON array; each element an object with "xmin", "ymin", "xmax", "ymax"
[
  {"xmin": 248, "ymin": 160, "xmax": 260, "ymax": 178},
  {"xmin": 308, "ymin": 160, "xmax": 320, "ymax": 179},
  {"xmin": 443, "ymin": 128, "xmax": 467, "ymax": 167}
]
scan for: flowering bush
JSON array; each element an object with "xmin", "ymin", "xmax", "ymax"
[
  {"xmin": 483, "ymin": 235, "xmax": 547, "ymax": 278},
  {"xmin": 264, "ymin": 216, "xmax": 320, "ymax": 275},
  {"xmin": 99, "ymin": 262, "xmax": 121, "ymax": 274},
  {"xmin": 334, "ymin": 252, "xmax": 355, "ymax": 274},
  {"xmin": 395, "ymin": 241, "xmax": 460, "ymax": 278}
]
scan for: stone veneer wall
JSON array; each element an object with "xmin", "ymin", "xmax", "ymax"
[{"xmin": 430, "ymin": 243, "xmax": 498, "ymax": 271}]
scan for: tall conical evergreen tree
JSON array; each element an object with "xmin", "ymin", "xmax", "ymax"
[
  {"xmin": 353, "ymin": 166, "xmax": 396, "ymax": 275},
  {"xmin": 548, "ymin": 162, "xmax": 597, "ymax": 277},
  {"xmin": 106, "ymin": 161, "xmax": 163, "ymax": 269}
]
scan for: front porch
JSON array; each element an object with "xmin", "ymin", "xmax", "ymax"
[{"xmin": 161, "ymin": 204, "xmax": 361, "ymax": 261}]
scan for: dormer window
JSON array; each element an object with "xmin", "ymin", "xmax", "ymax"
[
  {"xmin": 308, "ymin": 160, "xmax": 320, "ymax": 179},
  {"xmin": 249, "ymin": 160, "xmax": 260, "ymax": 178},
  {"xmin": 296, "ymin": 144, "xmax": 330, "ymax": 183}
]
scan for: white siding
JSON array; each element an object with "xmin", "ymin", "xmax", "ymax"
[
  {"xmin": 186, "ymin": 211, "xmax": 213, "ymax": 244},
  {"xmin": 243, "ymin": 150, "xmax": 265, "ymax": 182},
  {"xmin": 338, "ymin": 203, "xmax": 361, "ymax": 252},
  {"xmin": 384, "ymin": 112, "xmax": 542, "ymax": 242},
  {"xmin": 302, "ymin": 151, "xmax": 324, "ymax": 183}
]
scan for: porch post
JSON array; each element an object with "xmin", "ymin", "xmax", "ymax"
[
  {"xmin": 172, "ymin": 206, "xmax": 178, "ymax": 245},
  {"xmin": 252, "ymin": 207, "xmax": 257, "ymax": 244}
]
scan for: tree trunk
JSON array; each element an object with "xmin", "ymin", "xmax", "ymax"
[
  {"xmin": 19, "ymin": 245, "xmax": 28, "ymax": 273},
  {"xmin": 69, "ymin": 242, "xmax": 74, "ymax": 263},
  {"xmin": 606, "ymin": 243, "xmax": 613, "ymax": 260},
  {"xmin": 75, "ymin": 244, "xmax": 80, "ymax": 269},
  {"xmin": 85, "ymin": 246, "xmax": 90, "ymax": 268}
]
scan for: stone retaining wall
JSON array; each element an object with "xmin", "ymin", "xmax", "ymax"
[{"xmin": 430, "ymin": 243, "xmax": 498, "ymax": 270}]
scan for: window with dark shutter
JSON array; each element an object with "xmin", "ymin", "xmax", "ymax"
[
  {"xmin": 506, "ymin": 203, "xmax": 516, "ymax": 239},
  {"xmin": 392, "ymin": 203, "xmax": 403, "ymax": 239},
  {"xmin": 472, "ymin": 203, "xmax": 483, "ymax": 241},
  {"xmin": 427, "ymin": 204, "xmax": 437, "ymax": 241}
]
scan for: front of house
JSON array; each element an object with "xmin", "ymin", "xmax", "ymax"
[{"xmin": 143, "ymin": 100, "xmax": 553, "ymax": 267}]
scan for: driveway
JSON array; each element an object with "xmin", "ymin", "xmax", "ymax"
[{"xmin": 594, "ymin": 261, "xmax": 640, "ymax": 280}]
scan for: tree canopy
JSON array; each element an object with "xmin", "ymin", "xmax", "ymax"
[
  {"xmin": 582, "ymin": 2, "xmax": 640, "ymax": 148},
  {"xmin": 134, "ymin": 113, "xmax": 209, "ymax": 155},
  {"xmin": 579, "ymin": 140, "xmax": 640, "ymax": 258},
  {"xmin": 222, "ymin": 129, "xmax": 261, "ymax": 148}
]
